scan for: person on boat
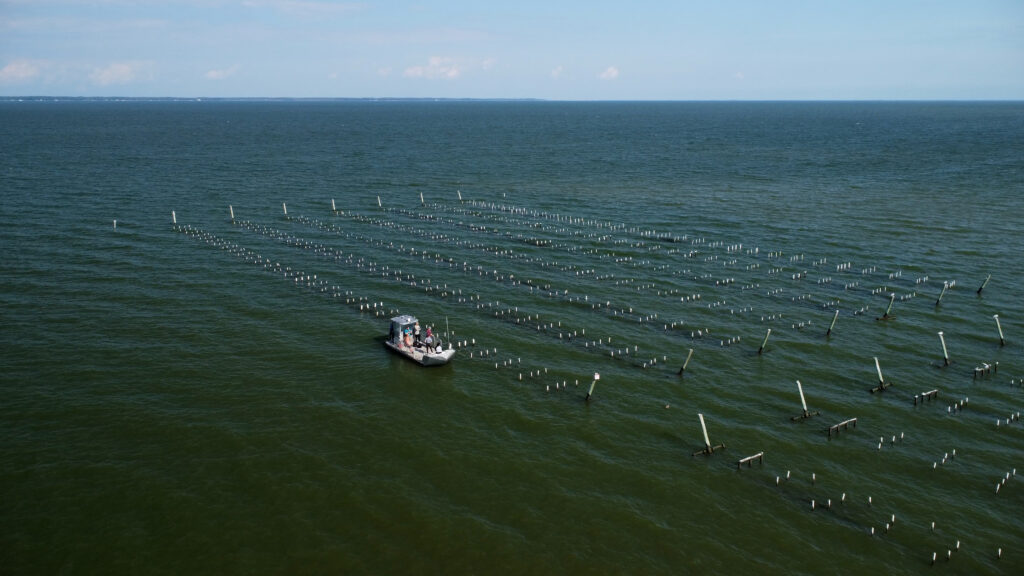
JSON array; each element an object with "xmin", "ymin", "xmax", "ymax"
[{"xmin": 414, "ymin": 323, "xmax": 421, "ymax": 346}]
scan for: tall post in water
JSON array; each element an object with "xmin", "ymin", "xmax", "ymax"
[
  {"xmin": 758, "ymin": 328, "xmax": 772, "ymax": 354},
  {"xmin": 883, "ymin": 293, "xmax": 895, "ymax": 318},
  {"xmin": 692, "ymin": 413, "xmax": 724, "ymax": 455},
  {"xmin": 870, "ymin": 356, "xmax": 891, "ymax": 393},
  {"xmin": 331, "ymin": 198, "xmax": 336, "ymax": 211},
  {"xmin": 229, "ymin": 205, "xmax": 234, "ymax": 221},
  {"xmin": 282, "ymin": 202, "xmax": 287, "ymax": 216},
  {"xmin": 827, "ymin": 310, "xmax": 839, "ymax": 337},
  {"xmin": 420, "ymin": 192, "xmax": 425, "ymax": 207},
  {"xmin": 936, "ymin": 281, "xmax": 949, "ymax": 307},
  {"xmin": 586, "ymin": 372, "xmax": 600, "ymax": 402},
  {"xmin": 994, "ymin": 314, "xmax": 1005, "ymax": 346},
  {"xmin": 172, "ymin": 210, "xmax": 177, "ymax": 225},
  {"xmin": 938, "ymin": 331, "xmax": 950, "ymax": 366},
  {"xmin": 677, "ymin": 348, "xmax": 694, "ymax": 376},
  {"xmin": 457, "ymin": 189, "xmax": 463, "ymax": 203},
  {"xmin": 698, "ymin": 413, "xmax": 711, "ymax": 452},
  {"xmin": 377, "ymin": 195, "xmax": 382, "ymax": 208},
  {"xmin": 977, "ymin": 274, "xmax": 991, "ymax": 295},
  {"xmin": 791, "ymin": 380, "xmax": 819, "ymax": 420}
]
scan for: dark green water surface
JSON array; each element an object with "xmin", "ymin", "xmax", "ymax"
[{"xmin": 1, "ymin": 100, "xmax": 1022, "ymax": 574}]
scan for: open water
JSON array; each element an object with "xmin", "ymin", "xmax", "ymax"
[{"xmin": 1, "ymin": 99, "xmax": 1022, "ymax": 574}]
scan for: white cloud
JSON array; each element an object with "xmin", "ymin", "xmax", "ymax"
[
  {"xmin": 404, "ymin": 56, "xmax": 460, "ymax": 80},
  {"xmin": 481, "ymin": 58, "xmax": 496, "ymax": 71},
  {"xmin": 377, "ymin": 67, "xmax": 393, "ymax": 77},
  {"xmin": 89, "ymin": 61, "xmax": 152, "ymax": 86},
  {"xmin": 204, "ymin": 65, "xmax": 239, "ymax": 80},
  {"xmin": 0, "ymin": 59, "xmax": 41, "ymax": 83},
  {"xmin": 550, "ymin": 65, "xmax": 564, "ymax": 79},
  {"xmin": 598, "ymin": 66, "xmax": 619, "ymax": 80}
]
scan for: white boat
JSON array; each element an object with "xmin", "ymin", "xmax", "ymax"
[{"xmin": 384, "ymin": 314, "xmax": 456, "ymax": 366}]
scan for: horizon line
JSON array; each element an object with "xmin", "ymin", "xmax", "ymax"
[{"xmin": 3, "ymin": 96, "xmax": 1023, "ymax": 103}]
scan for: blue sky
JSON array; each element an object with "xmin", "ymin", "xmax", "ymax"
[{"xmin": 1, "ymin": 0, "xmax": 1021, "ymax": 99}]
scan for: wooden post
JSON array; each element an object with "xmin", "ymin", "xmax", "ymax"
[
  {"xmin": 758, "ymin": 328, "xmax": 771, "ymax": 354},
  {"xmin": 229, "ymin": 205, "xmax": 234, "ymax": 221},
  {"xmin": 692, "ymin": 413, "xmax": 725, "ymax": 455},
  {"xmin": 994, "ymin": 314, "xmax": 1006, "ymax": 346},
  {"xmin": 331, "ymin": 198, "xmax": 336, "ymax": 211},
  {"xmin": 677, "ymin": 348, "xmax": 694, "ymax": 376},
  {"xmin": 172, "ymin": 210, "xmax": 176, "ymax": 224},
  {"xmin": 936, "ymin": 281, "xmax": 948, "ymax": 306},
  {"xmin": 938, "ymin": 331, "xmax": 950, "ymax": 366},
  {"xmin": 882, "ymin": 293, "xmax": 895, "ymax": 318},
  {"xmin": 871, "ymin": 357, "xmax": 890, "ymax": 393},
  {"xmin": 586, "ymin": 372, "xmax": 600, "ymax": 402},
  {"xmin": 826, "ymin": 309, "xmax": 839, "ymax": 337},
  {"xmin": 791, "ymin": 380, "xmax": 819, "ymax": 420},
  {"xmin": 977, "ymin": 274, "xmax": 991, "ymax": 295},
  {"xmin": 699, "ymin": 413, "xmax": 711, "ymax": 449},
  {"xmin": 282, "ymin": 202, "xmax": 287, "ymax": 215}
]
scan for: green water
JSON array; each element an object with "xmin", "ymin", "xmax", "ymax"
[{"xmin": 1, "ymin": 100, "xmax": 1022, "ymax": 574}]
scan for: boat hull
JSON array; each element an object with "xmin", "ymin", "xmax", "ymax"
[{"xmin": 384, "ymin": 340, "xmax": 456, "ymax": 366}]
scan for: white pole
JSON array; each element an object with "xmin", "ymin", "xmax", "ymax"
[
  {"xmin": 331, "ymin": 198, "xmax": 336, "ymax": 211},
  {"xmin": 229, "ymin": 205, "xmax": 234, "ymax": 220},
  {"xmin": 977, "ymin": 274, "xmax": 991, "ymax": 295},
  {"xmin": 874, "ymin": 357, "xmax": 885, "ymax": 386},
  {"xmin": 936, "ymin": 281, "xmax": 948, "ymax": 306},
  {"xmin": 938, "ymin": 331, "xmax": 950, "ymax": 365},
  {"xmin": 172, "ymin": 210, "xmax": 176, "ymax": 224},
  {"xmin": 796, "ymin": 380, "xmax": 808, "ymax": 413},
  {"xmin": 586, "ymin": 372, "xmax": 600, "ymax": 401},
  {"xmin": 698, "ymin": 413, "xmax": 712, "ymax": 450},
  {"xmin": 377, "ymin": 195, "xmax": 382, "ymax": 208},
  {"xmin": 827, "ymin": 309, "xmax": 839, "ymax": 336},
  {"xmin": 282, "ymin": 202, "xmax": 287, "ymax": 215},
  {"xmin": 994, "ymin": 314, "xmax": 1005, "ymax": 346},
  {"xmin": 681, "ymin": 348, "xmax": 694, "ymax": 374}
]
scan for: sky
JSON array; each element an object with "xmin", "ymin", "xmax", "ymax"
[{"xmin": 1, "ymin": 0, "xmax": 1022, "ymax": 99}]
